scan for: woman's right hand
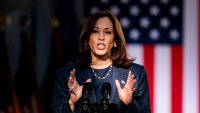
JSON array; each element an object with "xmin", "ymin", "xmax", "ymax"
[{"xmin": 68, "ymin": 69, "xmax": 91, "ymax": 111}]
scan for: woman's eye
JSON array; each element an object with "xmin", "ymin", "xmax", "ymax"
[
  {"xmin": 92, "ymin": 30, "xmax": 98, "ymax": 33},
  {"xmin": 105, "ymin": 31, "xmax": 111, "ymax": 34}
]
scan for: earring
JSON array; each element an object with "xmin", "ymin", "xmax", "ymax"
[{"xmin": 114, "ymin": 43, "xmax": 117, "ymax": 47}]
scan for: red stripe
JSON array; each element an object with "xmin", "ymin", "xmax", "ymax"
[
  {"xmin": 171, "ymin": 45, "xmax": 182, "ymax": 113},
  {"xmin": 143, "ymin": 45, "xmax": 154, "ymax": 113}
]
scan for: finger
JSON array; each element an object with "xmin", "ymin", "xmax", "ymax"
[
  {"xmin": 133, "ymin": 79, "xmax": 136, "ymax": 85},
  {"xmin": 68, "ymin": 76, "xmax": 74, "ymax": 87},
  {"xmin": 79, "ymin": 85, "xmax": 83, "ymax": 91},
  {"xmin": 68, "ymin": 69, "xmax": 77, "ymax": 88},
  {"xmin": 69, "ymin": 88, "xmax": 74, "ymax": 94},
  {"xmin": 128, "ymin": 79, "xmax": 136, "ymax": 90},
  {"xmin": 131, "ymin": 74, "xmax": 136, "ymax": 85},
  {"xmin": 129, "ymin": 79, "xmax": 135, "ymax": 88},
  {"xmin": 132, "ymin": 87, "xmax": 136, "ymax": 94},
  {"xmin": 85, "ymin": 79, "xmax": 91, "ymax": 83},
  {"xmin": 71, "ymin": 69, "xmax": 79, "ymax": 85},
  {"xmin": 127, "ymin": 71, "xmax": 131, "ymax": 83},
  {"xmin": 115, "ymin": 80, "xmax": 122, "ymax": 90},
  {"xmin": 70, "ymin": 69, "xmax": 76, "ymax": 80},
  {"xmin": 132, "ymin": 73, "xmax": 135, "ymax": 78},
  {"xmin": 127, "ymin": 72, "xmax": 134, "ymax": 86},
  {"xmin": 129, "ymin": 88, "xmax": 135, "ymax": 96},
  {"xmin": 131, "ymin": 82, "xmax": 136, "ymax": 93},
  {"xmin": 125, "ymin": 76, "xmax": 136, "ymax": 90}
]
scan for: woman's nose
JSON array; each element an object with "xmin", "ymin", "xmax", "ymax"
[{"xmin": 98, "ymin": 32, "xmax": 105, "ymax": 40}]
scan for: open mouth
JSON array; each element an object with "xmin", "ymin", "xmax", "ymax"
[{"xmin": 97, "ymin": 43, "xmax": 106, "ymax": 50}]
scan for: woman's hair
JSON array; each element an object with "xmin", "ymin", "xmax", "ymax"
[{"xmin": 77, "ymin": 10, "xmax": 133, "ymax": 68}]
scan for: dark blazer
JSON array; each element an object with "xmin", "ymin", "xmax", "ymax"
[{"xmin": 51, "ymin": 63, "xmax": 151, "ymax": 113}]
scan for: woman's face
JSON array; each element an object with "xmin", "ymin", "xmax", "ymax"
[{"xmin": 89, "ymin": 17, "xmax": 116, "ymax": 59}]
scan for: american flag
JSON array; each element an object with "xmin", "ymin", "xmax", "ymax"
[{"xmin": 84, "ymin": 0, "xmax": 200, "ymax": 113}]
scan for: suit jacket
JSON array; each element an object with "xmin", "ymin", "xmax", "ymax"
[{"xmin": 51, "ymin": 63, "xmax": 151, "ymax": 113}]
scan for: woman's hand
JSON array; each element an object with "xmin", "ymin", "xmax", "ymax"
[
  {"xmin": 115, "ymin": 71, "xmax": 136, "ymax": 105},
  {"xmin": 68, "ymin": 69, "xmax": 91, "ymax": 111}
]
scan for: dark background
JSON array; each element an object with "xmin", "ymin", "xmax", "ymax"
[{"xmin": 0, "ymin": 0, "xmax": 86, "ymax": 113}]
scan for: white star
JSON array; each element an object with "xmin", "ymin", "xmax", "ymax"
[
  {"xmin": 100, "ymin": 0, "xmax": 109, "ymax": 4},
  {"xmin": 160, "ymin": 17, "xmax": 170, "ymax": 28},
  {"xmin": 120, "ymin": 17, "xmax": 130, "ymax": 28},
  {"xmin": 169, "ymin": 29, "xmax": 180, "ymax": 40},
  {"xmin": 150, "ymin": 5, "xmax": 160, "ymax": 16},
  {"xmin": 160, "ymin": 0, "xmax": 170, "ymax": 4},
  {"xmin": 110, "ymin": 5, "xmax": 120, "ymax": 16},
  {"xmin": 90, "ymin": 7, "xmax": 99, "ymax": 14},
  {"xmin": 140, "ymin": 0, "xmax": 150, "ymax": 4},
  {"xmin": 170, "ymin": 6, "xmax": 179, "ymax": 16},
  {"xmin": 149, "ymin": 29, "xmax": 160, "ymax": 40},
  {"xmin": 130, "ymin": 5, "xmax": 140, "ymax": 16},
  {"xmin": 129, "ymin": 29, "xmax": 140, "ymax": 40},
  {"xmin": 140, "ymin": 17, "xmax": 150, "ymax": 28},
  {"xmin": 120, "ymin": 0, "xmax": 130, "ymax": 4}
]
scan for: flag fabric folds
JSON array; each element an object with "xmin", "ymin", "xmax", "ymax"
[
  {"xmin": 0, "ymin": 23, "xmax": 21, "ymax": 113},
  {"xmin": 41, "ymin": 15, "xmax": 66, "ymax": 113},
  {"xmin": 0, "ymin": 29, "xmax": 12, "ymax": 113},
  {"xmin": 13, "ymin": 15, "xmax": 45, "ymax": 113}
]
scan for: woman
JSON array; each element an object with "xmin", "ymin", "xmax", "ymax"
[{"xmin": 52, "ymin": 10, "xmax": 150, "ymax": 113}]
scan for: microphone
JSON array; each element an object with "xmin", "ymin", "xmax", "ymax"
[
  {"xmin": 101, "ymin": 82, "xmax": 111, "ymax": 99},
  {"xmin": 100, "ymin": 82, "xmax": 111, "ymax": 113},
  {"xmin": 91, "ymin": 103, "xmax": 99, "ymax": 113},
  {"xmin": 80, "ymin": 82, "xmax": 93, "ymax": 113}
]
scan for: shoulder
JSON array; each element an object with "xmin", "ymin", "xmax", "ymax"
[
  {"xmin": 116, "ymin": 63, "xmax": 145, "ymax": 73},
  {"xmin": 114, "ymin": 63, "xmax": 147, "ymax": 78},
  {"xmin": 129, "ymin": 63, "xmax": 147, "ymax": 76},
  {"xmin": 55, "ymin": 64, "xmax": 91, "ymax": 83},
  {"xmin": 56, "ymin": 66, "xmax": 72, "ymax": 76},
  {"xmin": 129, "ymin": 63, "xmax": 148, "ymax": 84},
  {"xmin": 56, "ymin": 64, "xmax": 84, "ymax": 74},
  {"xmin": 118, "ymin": 63, "xmax": 147, "ymax": 78},
  {"xmin": 55, "ymin": 64, "xmax": 79, "ymax": 80},
  {"xmin": 129, "ymin": 63, "xmax": 146, "ymax": 73},
  {"xmin": 54, "ymin": 66, "xmax": 71, "ymax": 82}
]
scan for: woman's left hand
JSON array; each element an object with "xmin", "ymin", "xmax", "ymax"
[{"xmin": 115, "ymin": 71, "xmax": 136, "ymax": 105}]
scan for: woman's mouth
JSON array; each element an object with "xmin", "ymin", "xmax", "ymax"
[{"xmin": 97, "ymin": 43, "xmax": 105, "ymax": 50}]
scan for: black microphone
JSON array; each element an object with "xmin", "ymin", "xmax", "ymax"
[
  {"xmin": 80, "ymin": 82, "xmax": 93, "ymax": 113},
  {"xmin": 100, "ymin": 82, "xmax": 111, "ymax": 113},
  {"xmin": 101, "ymin": 82, "xmax": 111, "ymax": 99}
]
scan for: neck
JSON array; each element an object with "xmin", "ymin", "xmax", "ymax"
[{"xmin": 90, "ymin": 59, "xmax": 112, "ymax": 69}]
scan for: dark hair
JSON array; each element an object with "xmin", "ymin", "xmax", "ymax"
[{"xmin": 77, "ymin": 10, "xmax": 133, "ymax": 68}]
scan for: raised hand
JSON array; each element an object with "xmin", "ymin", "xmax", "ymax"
[
  {"xmin": 115, "ymin": 71, "xmax": 136, "ymax": 105},
  {"xmin": 68, "ymin": 69, "xmax": 91, "ymax": 111}
]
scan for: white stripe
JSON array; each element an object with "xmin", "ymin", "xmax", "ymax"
[
  {"xmin": 126, "ymin": 44, "xmax": 144, "ymax": 65},
  {"xmin": 154, "ymin": 45, "xmax": 171, "ymax": 113},
  {"xmin": 183, "ymin": 0, "xmax": 199, "ymax": 112}
]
